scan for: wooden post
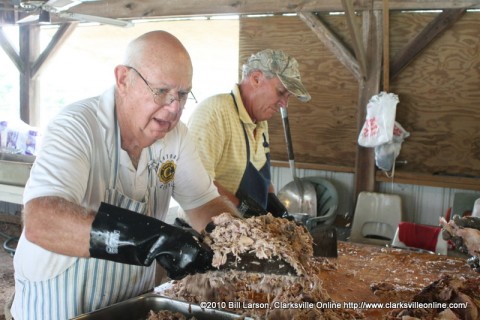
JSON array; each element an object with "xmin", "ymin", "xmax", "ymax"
[
  {"xmin": 353, "ymin": 9, "xmax": 383, "ymax": 202},
  {"xmin": 19, "ymin": 24, "xmax": 40, "ymax": 125},
  {"xmin": 13, "ymin": 23, "xmax": 76, "ymax": 125}
]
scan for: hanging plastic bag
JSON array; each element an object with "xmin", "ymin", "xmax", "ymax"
[
  {"xmin": 374, "ymin": 121, "xmax": 410, "ymax": 172},
  {"xmin": 358, "ymin": 92, "xmax": 399, "ymax": 147}
]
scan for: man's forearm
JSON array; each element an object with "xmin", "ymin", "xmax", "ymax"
[{"xmin": 23, "ymin": 196, "xmax": 94, "ymax": 257}]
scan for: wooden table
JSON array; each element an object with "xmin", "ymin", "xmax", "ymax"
[{"xmin": 158, "ymin": 240, "xmax": 477, "ymax": 319}]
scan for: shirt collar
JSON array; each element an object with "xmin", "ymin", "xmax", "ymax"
[{"xmin": 232, "ymin": 84, "xmax": 268, "ymax": 133}]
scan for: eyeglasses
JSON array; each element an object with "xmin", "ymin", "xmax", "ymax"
[{"xmin": 126, "ymin": 66, "xmax": 197, "ymax": 106}]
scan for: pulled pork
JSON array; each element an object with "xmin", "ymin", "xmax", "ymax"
[
  {"xmin": 146, "ymin": 310, "xmax": 194, "ymax": 320},
  {"xmin": 162, "ymin": 213, "xmax": 363, "ymax": 319},
  {"xmin": 204, "ymin": 212, "xmax": 313, "ymax": 276}
]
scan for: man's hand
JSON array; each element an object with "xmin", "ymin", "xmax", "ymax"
[
  {"xmin": 90, "ymin": 203, "xmax": 213, "ymax": 280},
  {"xmin": 267, "ymin": 193, "xmax": 294, "ymax": 220}
]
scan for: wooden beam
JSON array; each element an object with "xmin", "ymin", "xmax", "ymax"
[
  {"xmin": 298, "ymin": 11, "xmax": 362, "ymax": 82},
  {"xmin": 272, "ymin": 160, "xmax": 355, "ymax": 174},
  {"xmin": 376, "ymin": 171, "xmax": 480, "ymax": 191},
  {"xmin": 390, "ymin": 8, "xmax": 466, "ymax": 80},
  {"xmin": 354, "ymin": 9, "xmax": 383, "ymax": 202},
  {"xmin": 31, "ymin": 22, "xmax": 77, "ymax": 78},
  {"xmin": 342, "ymin": 0, "xmax": 368, "ymax": 78},
  {"xmin": 68, "ymin": 0, "xmax": 480, "ymax": 21},
  {"xmin": 0, "ymin": 27, "xmax": 23, "ymax": 73},
  {"xmin": 19, "ymin": 24, "xmax": 40, "ymax": 124}
]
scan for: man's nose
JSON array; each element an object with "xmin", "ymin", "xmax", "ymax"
[
  {"xmin": 279, "ymin": 97, "xmax": 289, "ymax": 109},
  {"xmin": 164, "ymin": 95, "xmax": 183, "ymax": 115}
]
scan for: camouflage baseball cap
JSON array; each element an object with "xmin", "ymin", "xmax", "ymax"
[{"xmin": 245, "ymin": 49, "xmax": 311, "ymax": 102}]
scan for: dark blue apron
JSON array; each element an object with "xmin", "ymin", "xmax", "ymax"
[{"xmin": 231, "ymin": 93, "xmax": 271, "ymax": 209}]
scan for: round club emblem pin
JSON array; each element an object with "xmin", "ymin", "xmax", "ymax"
[{"xmin": 158, "ymin": 160, "xmax": 176, "ymax": 184}]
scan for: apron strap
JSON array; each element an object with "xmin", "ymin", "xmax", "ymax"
[
  {"xmin": 230, "ymin": 92, "xmax": 251, "ymax": 164},
  {"xmin": 109, "ymin": 108, "xmax": 120, "ymax": 190},
  {"xmin": 230, "ymin": 92, "xmax": 270, "ymax": 208}
]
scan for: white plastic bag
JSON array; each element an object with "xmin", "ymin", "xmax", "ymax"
[
  {"xmin": 358, "ymin": 92, "xmax": 399, "ymax": 147},
  {"xmin": 375, "ymin": 121, "xmax": 410, "ymax": 172},
  {"xmin": 0, "ymin": 118, "xmax": 42, "ymax": 156}
]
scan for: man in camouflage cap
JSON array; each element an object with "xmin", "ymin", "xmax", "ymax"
[
  {"xmin": 187, "ymin": 49, "xmax": 310, "ymax": 219},
  {"xmin": 245, "ymin": 49, "xmax": 311, "ymax": 102}
]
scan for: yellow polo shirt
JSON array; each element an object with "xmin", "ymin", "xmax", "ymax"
[{"xmin": 187, "ymin": 85, "xmax": 269, "ymax": 194}]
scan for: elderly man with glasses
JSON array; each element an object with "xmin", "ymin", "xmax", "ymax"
[
  {"xmin": 11, "ymin": 30, "xmax": 239, "ymax": 320},
  {"xmin": 187, "ymin": 49, "xmax": 311, "ymax": 219}
]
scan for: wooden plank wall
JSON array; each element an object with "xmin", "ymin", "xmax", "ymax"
[
  {"xmin": 240, "ymin": 11, "xmax": 480, "ymax": 184},
  {"xmin": 389, "ymin": 12, "xmax": 480, "ymax": 177}
]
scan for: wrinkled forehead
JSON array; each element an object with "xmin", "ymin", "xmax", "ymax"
[{"xmin": 139, "ymin": 50, "xmax": 193, "ymax": 89}]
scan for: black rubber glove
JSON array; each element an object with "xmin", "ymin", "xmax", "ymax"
[
  {"xmin": 267, "ymin": 193, "xmax": 293, "ymax": 220},
  {"xmin": 174, "ymin": 217, "xmax": 202, "ymax": 237},
  {"xmin": 175, "ymin": 217, "xmax": 216, "ymax": 236},
  {"xmin": 90, "ymin": 202, "xmax": 213, "ymax": 280},
  {"xmin": 237, "ymin": 194, "xmax": 268, "ymax": 218}
]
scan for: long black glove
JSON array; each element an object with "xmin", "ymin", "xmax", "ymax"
[
  {"xmin": 266, "ymin": 193, "xmax": 292, "ymax": 219},
  {"xmin": 175, "ymin": 217, "xmax": 216, "ymax": 235},
  {"xmin": 90, "ymin": 202, "xmax": 213, "ymax": 280},
  {"xmin": 237, "ymin": 193, "xmax": 268, "ymax": 218}
]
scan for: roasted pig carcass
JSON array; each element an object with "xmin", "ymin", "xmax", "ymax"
[
  {"xmin": 440, "ymin": 216, "xmax": 480, "ymax": 256},
  {"xmin": 440, "ymin": 215, "xmax": 480, "ymax": 271}
]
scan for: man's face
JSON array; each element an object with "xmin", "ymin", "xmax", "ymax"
[
  {"xmin": 251, "ymin": 73, "xmax": 291, "ymax": 122},
  {"xmin": 121, "ymin": 64, "xmax": 193, "ymax": 144}
]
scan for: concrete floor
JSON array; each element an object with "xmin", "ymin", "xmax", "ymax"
[
  {"xmin": 0, "ymin": 233, "xmax": 16, "ymax": 320},
  {"xmin": 0, "ymin": 254, "xmax": 14, "ymax": 320}
]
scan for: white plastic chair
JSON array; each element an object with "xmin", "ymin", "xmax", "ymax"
[
  {"xmin": 452, "ymin": 192, "xmax": 480, "ymax": 218},
  {"xmin": 473, "ymin": 198, "xmax": 480, "ymax": 217},
  {"xmin": 303, "ymin": 177, "xmax": 339, "ymax": 229},
  {"xmin": 350, "ymin": 192, "xmax": 403, "ymax": 246}
]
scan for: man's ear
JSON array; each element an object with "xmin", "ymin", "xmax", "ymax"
[
  {"xmin": 249, "ymin": 70, "xmax": 264, "ymax": 88},
  {"xmin": 114, "ymin": 65, "xmax": 130, "ymax": 95}
]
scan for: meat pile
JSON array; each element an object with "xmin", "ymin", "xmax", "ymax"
[
  {"xmin": 162, "ymin": 213, "xmax": 363, "ymax": 320},
  {"xmin": 204, "ymin": 212, "xmax": 314, "ymax": 276},
  {"xmin": 386, "ymin": 275, "xmax": 480, "ymax": 319},
  {"xmin": 146, "ymin": 310, "xmax": 194, "ymax": 320}
]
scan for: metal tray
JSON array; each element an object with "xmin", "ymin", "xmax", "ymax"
[
  {"xmin": 72, "ymin": 293, "xmax": 248, "ymax": 320},
  {"xmin": 0, "ymin": 152, "xmax": 35, "ymax": 187}
]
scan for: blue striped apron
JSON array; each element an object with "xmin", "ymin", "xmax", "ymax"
[{"xmin": 16, "ymin": 118, "xmax": 158, "ymax": 320}]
